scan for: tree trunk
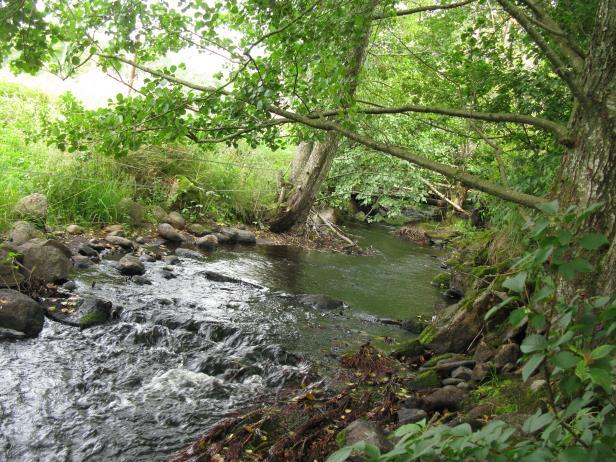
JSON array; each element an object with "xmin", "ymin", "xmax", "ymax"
[
  {"xmin": 556, "ymin": 0, "xmax": 616, "ymax": 296},
  {"xmin": 270, "ymin": 135, "xmax": 339, "ymax": 232},
  {"xmin": 270, "ymin": 1, "xmax": 378, "ymax": 233}
]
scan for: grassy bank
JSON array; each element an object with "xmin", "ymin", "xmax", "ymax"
[{"xmin": 0, "ymin": 81, "xmax": 293, "ymax": 232}]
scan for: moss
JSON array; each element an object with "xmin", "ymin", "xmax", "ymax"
[
  {"xmin": 468, "ymin": 377, "xmax": 545, "ymax": 415},
  {"xmin": 79, "ymin": 310, "xmax": 107, "ymax": 328},
  {"xmin": 408, "ymin": 369, "xmax": 440, "ymax": 390},
  {"xmin": 431, "ymin": 272, "xmax": 450, "ymax": 288},
  {"xmin": 335, "ymin": 428, "xmax": 348, "ymax": 448},
  {"xmin": 419, "ymin": 325, "xmax": 436, "ymax": 345},
  {"xmin": 391, "ymin": 338, "xmax": 425, "ymax": 359},
  {"xmin": 422, "ymin": 353, "xmax": 467, "ymax": 368}
]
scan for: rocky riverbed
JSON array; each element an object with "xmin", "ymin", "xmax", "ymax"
[{"xmin": 1, "ymin": 216, "xmax": 445, "ymax": 460}]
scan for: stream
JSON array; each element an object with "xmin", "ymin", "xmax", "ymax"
[{"xmin": 0, "ymin": 224, "xmax": 443, "ymax": 461}]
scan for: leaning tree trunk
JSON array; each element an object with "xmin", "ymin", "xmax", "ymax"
[
  {"xmin": 270, "ymin": 1, "xmax": 378, "ymax": 233},
  {"xmin": 556, "ymin": 0, "xmax": 616, "ymax": 296}
]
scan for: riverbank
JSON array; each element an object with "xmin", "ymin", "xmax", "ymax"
[{"xmin": 170, "ymin": 226, "xmax": 543, "ymax": 462}]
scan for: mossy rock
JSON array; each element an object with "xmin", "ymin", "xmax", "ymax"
[
  {"xmin": 79, "ymin": 309, "xmax": 108, "ymax": 328},
  {"xmin": 431, "ymin": 272, "xmax": 451, "ymax": 288},
  {"xmin": 407, "ymin": 369, "xmax": 440, "ymax": 390},
  {"xmin": 391, "ymin": 338, "xmax": 426, "ymax": 360}
]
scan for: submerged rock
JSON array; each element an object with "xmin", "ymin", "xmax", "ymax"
[
  {"xmin": 295, "ymin": 294, "xmax": 345, "ymax": 310},
  {"xmin": 0, "ymin": 289, "xmax": 45, "ymax": 338},
  {"xmin": 118, "ymin": 255, "xmax": 146, "ymax": 276},
  {"xmin": 132, "ymin": 275, "xmax": 152, "ymax": 285},
  {"xmin": 175, "ymin": 248, "xmax": 203, "ymax": 260}
]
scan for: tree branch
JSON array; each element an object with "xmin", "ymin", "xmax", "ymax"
[
  {"xmin": 316, "ymin": 102, "xmax": 571, "ymax": 143},
  {"xmin": 373, "ymin": 0, "xmax": 476, "ymax": 20},
  {"xmin": 270, "ymin": 106, "xmax": 547, "ymax": 209}
]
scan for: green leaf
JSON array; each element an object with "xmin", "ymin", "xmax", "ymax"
[
  {"xmin": 558, "ymin": 259, "xmax": 594, "ymax": 281},
  {"xmin": 503, "ymin": 271, "xmax": 527, "ymax": 293},
  {"xmin": 550, "ymin": 351, "xmax": 579, "ymax": 369},
  {"xmin": 589, "ymin": 367, "xmax": 613, "ymax": 392},
  {"xmin": 523, "ymin": 410, "xmax": 553, "ymax": 433},
  {"xmin": 579, "ymin": 233, "xmax": 609, "ymax": 250},
  {"xmin": 485, "ymin": 296, "xmax": 516, "ymax": 321},
  {"xmin": 536, "ymin": 200, "xmax": 559, "ymax": 214},
  {"xmin": 558, "ymin": 447, "xmax": 588, "ymax": 462},
  {"xmin": 326, "ymin": 447, "xmax": 352, "ymax": 462},
  {"xmin": 509, "ymin": 308, "xmax": 527, "ymax": 327},
  {"xmin": 521, "ymin": 334, "xmax": 547, "ymax": 354},
  {"xmin": 591, "ymin": 345, "xmax": 615, "ymax": 360},
  {"xmin": 522, "ymin": 353, "xmax": 545, "ymax": 381}
]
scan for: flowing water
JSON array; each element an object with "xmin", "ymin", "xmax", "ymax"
[{"xmin": 0, "ymin": 224, "xmax": 443, "ymax": 461}]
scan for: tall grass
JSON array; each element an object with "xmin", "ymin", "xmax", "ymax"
[{"xmin": 0, "ymin": 80, "xmax": 294, "ymax": 231}]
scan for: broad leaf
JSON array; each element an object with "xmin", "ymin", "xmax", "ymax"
[
  {"xmin": 522, "ymin": 353, "xmax": 545, "ymax": 382},
  {"xmin": 503, "ymin": 271, "xmax": 527, "ymax": 293}
]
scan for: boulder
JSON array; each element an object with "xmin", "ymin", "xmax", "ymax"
[
  {"xmin": 105, "ymin": 235, "xmax": 134, "ymax": 249},
  {"xmin": 397, "ymin": 408, "xmax": 427, "ymax": 425},
  {"xmin": 342, "ymin": 419, "xmax": 392, "ymax": 453},
  {"xmin": 219, "ymin": 227, "xmax": 239, "ymax": 243},
  {"xmin": 0, "ymin": 289, "xmax": 45, "ymax": 337},
  {"xmin": 187, "ymin": 223, "xmax": 210, "ymax": 236},
  {"xmin": 434, "ymin": 358, "xmax": 476, "ymax": 375},
  {"xmin": 493, "ymin": 343, "xmax": 520, "ymax": 370},
  {"xmin": 236, "ymin": 229, "xmax": 256, "ymax": 244},
  {"xmin": 14, "ymin": 193, "xmax": 47, "ymax": 221},
  {"xmin": 62, "ymin": 280, "xmax": 77, "ymax": 291},
  {"xmin": 21, "ymin": 240, "xmax": 72, "ymax": 283},
  {"xmin": 66, "ymin": 224, "xmax": 84, "ymax": 235},
  {"xmin": 46, "ymin": 296, "xmax": 113, "ymax": 328},
  {"xmin": 118, "ymin": 198, "xmax": 144, "ymax": 226},
  {"xmin": 442, "ymin": 378, "xmax": 464, "ymax": 386},
  {"xmin": 151, "ymin": 206, "xmax": 171, "ymax": 223},
  {"xmin": 196, "ymin": 234, "xmax": 218, "ymax": 250},
  {"xmin": 422, "ymin": 385, "xmax": 466, "ymax": 412},
  {"xmin": 72, "ymin": 255, "xmax": 93, "ymax": 269},
  {"xmin": 118, "ymin": 255, "xmax": 145, "ymax": 276},
  {"xmin": 168, "ymin": 212, "xmax": 186, "ymax": 230},
  {"xmin": 158, "ymin": 223, "xmax": 184, "ymax": 242},
  {"xmin": 10, "ymin": 221, "xmax": 43, "ymax": 245},
  {"xmin": 88, "ymin": 239, "xmax": 109, "ymax": 251},
  {"xmin": 296, "ymin": 294, "xmax": 345, "ymax": 310}
]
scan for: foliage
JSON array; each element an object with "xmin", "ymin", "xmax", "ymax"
[
  {"xmin": 329, "ymin": 204, "xmax": 616, "ymax": 461},
  {"xmin": 0, "ymin": 81, "xmax": 292, "ymax": 230}
]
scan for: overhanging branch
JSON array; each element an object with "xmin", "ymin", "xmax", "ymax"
[
  {"xmin": 373, "ymin": 0, "xmax": 476, "ymax": 20},
  {"xmin": 270, "ymin": 106, "xmax": 547, "ymax": 209}
]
